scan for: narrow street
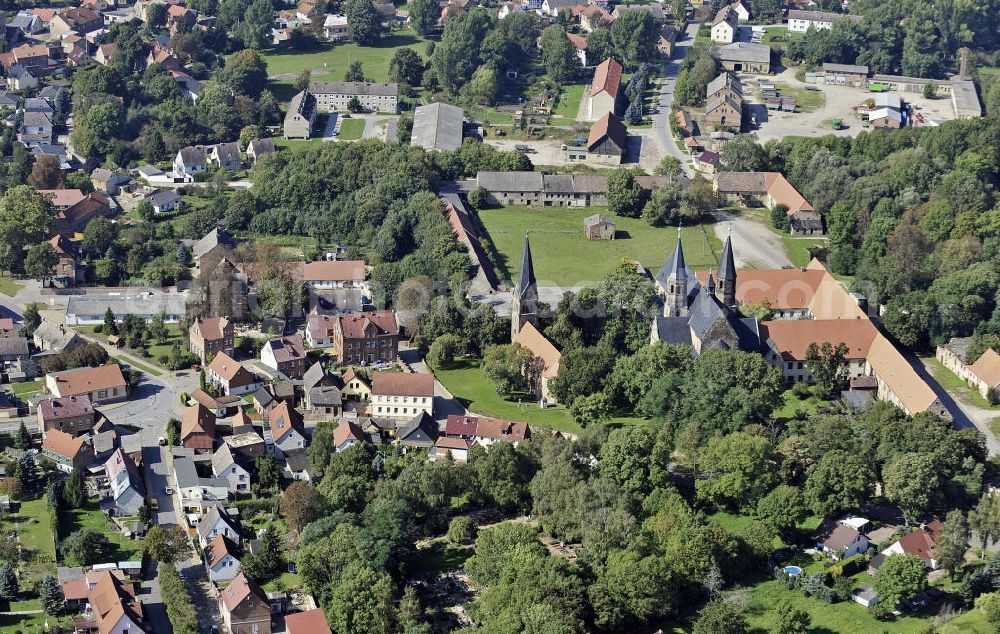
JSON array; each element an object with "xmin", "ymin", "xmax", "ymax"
[
  {"xmin": 650, "ymin": 20, "xmax": 701, "ymax": 179},
  {"xmin": 911, "ymin": 358, "xmax": 1000, "ymax": 456}
]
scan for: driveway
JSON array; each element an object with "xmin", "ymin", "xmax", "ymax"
[
  {"xmin": 649, "ymin": 20, "xmax": 701, "ymax": 179},
  {"xmin": 710, "ymin": 209, "xmax": 792, "ymax": 269},
  {"xmin": 912, "ymin": 358, "xmax": 1000, "ymax": 456}
]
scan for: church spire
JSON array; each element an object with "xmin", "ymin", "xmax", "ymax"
[
  {"xmin": 668, "ymin": 222, "xmax": 687, "ymax": 281},
  {"xmin": 515, "ymin": 232, "xmax": 537, "ymax": 300},
  {"xmin": 511, "ymin": 233, "xmax": 539, "ymax": 341},
  {"xmin": 663, "ymin": 222, "xmax": 689, "ymax": 318},
  {"xmin": 716, "ymin": 224, "xmax": 736, "ymax": 307}
]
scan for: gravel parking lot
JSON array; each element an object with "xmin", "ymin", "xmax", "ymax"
[{"xmin": 745, "ymin": 67, "xmax": 962, "ymax": 141}]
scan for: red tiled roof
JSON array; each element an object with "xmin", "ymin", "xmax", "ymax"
[
  {"xmin": 590, "ymin": 57, "xmax": 623, "ymax": 97},
  {"xmin": 219, "ymin": 573, "xmax": 267, "ymax": 613},
  {"xmin": 336, "ymin": 310, "xmax": 399, "ymax": 339},
  {"xmin": 300, "ymin": 260, "xmax": 366, "ymax": 283},
  {"xmin": 268, "ymin": 401, "xmax": 304, "ymax": 440},
  {"xmin": 371, "ymin": 372, "xmax": 433, "ymax": 397},
  {"xmin": 286, "ymin": 608, "xmax": 332, "ymax": 634}
]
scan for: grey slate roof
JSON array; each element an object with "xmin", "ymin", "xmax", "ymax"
[
  {"xmin": 477, "ymin": 171, "xmax": 543, "ymax": 192},
  {"xmin": 707, "ymin": 72, "xmax": 742, "ymax": 98},
  {"xmin": 309, "ymin": 386, "xmax": 342, "ymax": 406},
  {"xmin": 310, "ymin": 81, "xmax": 399, "ymax": 97},
  {"xmin": 33, "ymin": 319, "xmax": 80, "ymax": 350},
  {"xmin": 303, "ymin": 362, "xmax": 327, "ymax": 391},
  {"xmin": 193, "ymin": 228, "xmax": 236, "ymax": 260},
  {"xmin": 397, "ymin": 411, "xmax": 438, "ymax": 447},
  {"xmin": 177, "ymin": 146, "xmax": 206, "ymax": 167},
  {"xmin": 654, "ymin": 316, "xmax": 693, "ymax": 346},
  {"xmin": 655, "ymin": 237, "xmax": 696, "ymax": 290},
  {"xmin": 411, "ymin": 102, "xmax": 464, "ymax": 152},
  {"xmin": 718, "ymin": 42, "xmax": 771, "ymax": 64},
  {"xmin": 515, "ymin": 235, "xmax": 537, "ymax": 303},
  {"xmin": 147, "ymin": 189, "xmax": 179, "ymax": 207},
  {"xmin": 717, "ymin": 233, "xmax": 736, "ymax": 285}
]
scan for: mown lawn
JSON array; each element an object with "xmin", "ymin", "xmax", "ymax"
[
  {"xmin": 0, "ymin": 276, "xmax": 23, "ymax": 297},
  {"xmin": 7, "ymin": 498, "xmax": 57, "ymax": 582},
  {"xmin": 63, "ymin": 500, "xmax": 143, "ymax": 563},
  {"xmin": 338, "ymin": 118, "xmax": 366, "ymax": 140},
  {"xmin": 434, "ymin": 358, "xmax": 581, "ymax": 433},
  {"xmin": 772, "ymin": 82, "xmax": 826, "ymax": 113},
  {"xmin": 923, "ymin": 355, "xmax": 1000, "ymax": 410},
  {"xmin": 262, "ymin": 31, "xmax": 428, "ymax": 83},
  {"xmin": 554, "ymin": 83, "xmax": 587, "ymax": 120},
  {"xmin": 263, "ymin": 572, "xmax": 301, "ymax": 593},
  {"xmin": 11, "ymin": 378, "xmax": 44, "ymax": 398},
  {"xmin": 410, "ymin": 544, "xmax": 472, "ymax": 575},
  {"xmin": 478, "ymin": 205, "xmax": 722, "ymax": 286},
  {"xmin": 146, "ymin": 323, "xmax": 185, "ymax": 367},
  {"xmin": 773, "ymin": 388, "xmax": 824, "ymax": 422}
]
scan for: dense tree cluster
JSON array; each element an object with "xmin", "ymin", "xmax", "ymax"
[
  {"xmin": 720, "ymin": 119, "xmax": 1000, "ymax": 351},
  {"xmin": 784, "ymin": 0, "xmax": 1000, "ymax": 79}
]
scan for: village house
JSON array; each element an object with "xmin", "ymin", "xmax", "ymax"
[
  {"xmin": 193, "ymin": 227, "xmax": 238, "ymax": 274},
  {"xmin": 223, "ymin": 429, "xmax": 266, "ymax": 466},
  {"xmin": 189, "ymin": 316, "xmax": 234, "ymax": 362},
  {"xmin": 564, "ymin": 112, "xmax": 627, "ymax": 165},
  {"xmin": 269, "ymin": 401, "xmax": 307, "ymax": 458},
  {"xmin": 197, "ymin": 506, "xmax": 242, "ymax": 545},
  {"xmin": 86, "ymin": 570, "xmax": 145, "ymax": 634},
  {"xmin": 713, "ymin": 171, "xmax": 823, "ymax": 234},
  {"xmin": 105, "ymin": 447, "xmax": 145, "ymax": 516},
  {"xmin": 574, "ymin": 4, "xmax": 612, "ymax": 31},
  {"xmin": 46, "ymin": 364, "xmax": 127, "ymax": 404},
  {"xmin": 205, "ymin": 534, "xmax": 242, "ymax": 583},
  {"xmin": 207, "ymin": 352, "xmax": 260, "ymax": 396},
  {"xmin": 302, "ymin": 362, "xmax": 342, "ymax": 416},
  {"xmin": 261, "ymin": 335, "xmax": 307, "ymax": 379},
  {"xmin": 717, "ymin": 42, "xmax": 771, "ymax": 74},
  {"xmin": 341, "ymin": 367, "xmax": 371, "ymax": 401},
  {"xmin": 286, "ymin": 608, "xmax": 333, "ymax": 634},
  {"xmin": 36, "ymin": 395, "xmax": 95, "ymax": 435},
  {"xmin": 299, "ymin": 260, "xmax": 366, "ymax": 289},
  {"xmin": 41, "ymin": 428, "xmax": 94, "ymax": 472},
  {"xmin": 173, "ymin": 146, "xmax": 207, "ymax": 179},
  {"xmin": 323, "ymin": 13, "xmax": 349, "ymax": 40},
  {"xmin": 812, "ymin": 517, "xmax": 870, "ymax": 559},
  {"xmin": 218, "ymin": 573, "xmax": 271, "ymax": 634},
  {"xmin": 371, "ymin": 372, "xmax": 434, "ymax": 419},
  {"xmin": 870, "ymin": 521, "xmax": 943, "ymax": 572},
  {"xmin": 212, "ymin": 444, "xmax": 250, "ymax": 493},
  {"xmin": 710, "ymin": 5, "xmax": 738, "ymax": 43},
  {"xmin": 582, "ymin": 57, "xmax": 623, "ymax": 122},
  {"xmin": 148, "ymin": 189, "xmax": 181, "ymax": 213},
  {"xmin": 284, "ymin": 90, "xmax": 317, "ymax": 139},
  {"xmin": 444, "ymin": 414, "xmax": 531, "ymax": 447},
  {"xmin": 333, "ymin": 420, "xmax": 365, "ymax": 451},
  {"xmin": 174, "ymin": 453, "xmax": 229, "ymax": 513},
  {"xmin": 330, "ymin": 310, "xmax": 399, "ymax": 365},
  {"xmin": 246, "ymin": 138, "xmax": 276, "ymax": 164},
  {"xmin": 310, "ymin": 80, "xmax": 399, "ymax": 113},
  {"xmin": 433, "ymin": 436, "xmax": 472, "ymax": 462},
  {"xmin": 180, "ymin": 403, "xmax": 216, "ymax": 453},
  {"xmin": 936, "ymin": 338, "xmax": 1000, "ymax": 401},
  {"xmin": 787, "ymin": 9, "xmax": 862, "ymax": 33},
  {"xmin": 396, "ymin": 411, "xmax": 439, "ymax": 448},
  {"xmin": 206, "ymin": 142, "xmax": 242, "ymax": 171},
  {"xmin": 253, "ymin": 382, "xmax": 295, "ymax": 417}
]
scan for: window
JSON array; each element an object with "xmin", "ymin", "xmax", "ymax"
[{"xmin": 98, "ymin": 390, "xmax": 107, "ymax": 398}]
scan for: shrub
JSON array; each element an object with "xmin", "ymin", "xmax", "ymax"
[
  {"xmin": 447, "ymin": 516, "xmax": 477, "ymax": 544},
  {"xmin": 791, "ymin": 382, "xmax": 812, "ymax": 399}
]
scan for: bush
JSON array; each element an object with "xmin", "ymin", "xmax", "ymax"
[
  {"xmin": 447, "ymin": 516, "xmax": 477, "ymax": 544},
  {"xmin": 791, "ymin": 381, "xmax": 812, "ymax": 399},
  {"xmin": 428, "ymin": 334, "xmax": 462, "ymax": 369},
  {"xmin": 770, "ymin": 204, "xmax": 791, "ymax": 232},
  {"xmin": 468, "ymin": 186, "xmax": 488, "ymax": 209}
]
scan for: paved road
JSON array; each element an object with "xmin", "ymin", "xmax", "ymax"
[
  {"xmin": 650, "ymin": 20, "xmax": 701, "ymax": 179},
  {"xmin": 911, "ymin": 358, "xmax": 1000, "ymax": 457},
  {"xmin": 711, "ymin": 209, "xmax": 793, "ymax": 269}
]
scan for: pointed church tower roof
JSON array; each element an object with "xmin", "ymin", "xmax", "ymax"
[
  {"xmin": 515, "ymin": 234, "xmax": 537, "ymax": 299},
  {"xmin": 706, "ymin": 270, "xmax": 716, "ymax": 294},
  {"xmin": 717, "ymin": 225, "xmax": 736, "ymax": 282},
  {"xmin": 668, "ymin": 225, "xmax": 687, "ymax": 280}
]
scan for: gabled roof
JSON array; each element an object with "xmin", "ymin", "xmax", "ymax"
[
  {"xmin": 206, "ymin": 534, "xmax": 239, "ymax": 569},
  {"xmin": 208, "ymin": 352, "xmax": 248, "ymax": 382},
  {"xmin": 514, "ymin": 322, "xmax": 561, "ymax": 379},
  {"xmin": 970, "ymin": 349, "xmax": 1000, "ymax": 388},
  {"xmin": 411, "ymin": 102, "xmax": 465, "ymax": 152},
  {"xmin": 263, "ymin": 335, "xmax": 306, "ymax": 364},
  {"xmin": 197, "ymin": 506, "xmax": 239, "ymax": 542},
  {"xmin": 248, "ymin": 138, "xmax": 276, "ymax": 156},
  {"xmin": 42, "ymin": 429, "xmax": 89, "ymax": 460},
  {"xmin": 268, "ymin": 401, "xmax": 305, "ymax": 440},
  {"xmin": 33, "ymin": 319, "xmax": 80, "ymax": 349},
  {"xmin": 397, "ymin": 411, "xmax": 438, "ymax": 446},
  {"xmin": 371, "ymin": 372, "xmax": 434, "ymax": 397},
  {"xmin": 300, "ymin": 260, "xmax": 366, "ymax": 282},
  {"xmin": 219, "ymin": 573, "xmax": 267, "ymax": 613},
  {"xmin": 39, "ymin": 395, "xmax": 94, "ymax": 421},
  {"xmin": 193, "ymin": 228, "xmax": 236, "ymax": 260},
  {"xmin": 49, "ymin": 364, "xmax": 126, "ymax": 396},
  {"xmin": 590, "ymin": 57, "xmax": 623, "ymax": 97},
  {"xmin": 763, "ymin": 319, "xmax": 878, "ymax": 360},
  {"xmin": 814, "ymin": 519, "xmax": 863, "ymax": 551},
  {"xmin": 176, "ymin": 146, "xmax": 206, "ymax": 166},
  {"xmin": 335, "ymin": 310, "xmax": 399, "ymax": 339},
  {"xmin": 895, "ymin": 521, "xmax": 942, "ymax": 560},
  {"xmin": 286, "ymin": 608, "xmax": 333, "ymax": 634},
  {"xmin": 181, "ymin": 403, "xmax": 216, "ymax": 440},
  {"xmin": 587, "ymin": 112, "xmax": 627, "ymax": 152},
  {"xmin": 333, "ymin": 420, "xmax": 364, "ymax": 447},
  {"xmin": 191, "ymin": 316, "xmax": 231, "ymax": 342}
]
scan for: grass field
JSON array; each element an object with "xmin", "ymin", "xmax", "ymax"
[
  {"xmin": 773, "ymin": 388, "xmax": 824, "ymax": 422},
  {"xmin": 64, "ymin": 500, "xmax": 143, "ymax": 562},
  {"xmin": 922, "ymin": 355, "xmax": 999, "ymax": 410},
  {"xmin": 773, "ymin": 82, "xmax": 826, "ymax": 113},
  {"xmin": 338, "ymin": 118, "xmax": 366, "ymax": 140},
  {"xmin": 782, "ymin": 234, "xmax": 825, "ymax": 268},
  {"xmin": 434, "ymin": 358, "xmax": 581, "ymax": 433},
  {"xmin": 11, "ymin": 378, "xmax": 44, "ymax": 398},
  {"xmin": 478, "ymin": 206, "xmax": 722, "ymax": 286},
  {"xmin": 411, "ymin": 543, "xmax": 472, "ymax": 575},
  {"xmin": 554, "ymin": 83, "xmax": 587, "ymax": 120},
  {"xmin": 0, "ymin": 276, "xmax": 23, "ymax": 297},
  {"xmin": 263, "ymin": 572, "xmax": 301, "ymax": 593},
  {"xmin": 262, "ymin": 31, "xmax": 428, "ymax": 83},
  {"xmin": 8, "ymin": 498, "xmax": 57, "ymax": 576}
]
